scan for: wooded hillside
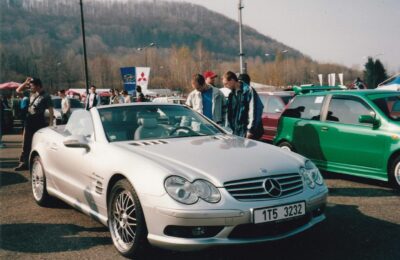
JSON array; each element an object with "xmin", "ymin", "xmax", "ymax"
[{"xmin": 0, "ymin": 0, "xmax": 360, "ymax": 92}]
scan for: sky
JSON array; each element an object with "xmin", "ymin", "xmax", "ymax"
[{"xmin": 156, "ymin": 0, "xmax": 399, "ymax": 73}]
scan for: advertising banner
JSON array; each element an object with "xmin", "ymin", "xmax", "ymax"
[
  {"xmin": 338, "ymin": 73, "xmax": 344, "ymax": 85},
  {"xmin": 136, "ymin": 67, "xmax": 151, "ymax": 93},
  {"xmin": 331, "ymin": 73, "xmax": 336, "ymax": 86},
  {"xmin": 120, "ymin": 67, "xmax": 136, "ymax": 95},
  {"xmin": 318, "ymin": 74, "xmax": 323, "ymax": 86}
]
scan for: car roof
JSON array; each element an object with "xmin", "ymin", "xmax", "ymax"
[
  {"xmin": 258, "ymin": 91, "xmax": 294, "ymax": 96},
  {"xmin": 300, "ymin": 89, "xmax": 399, "ymax": 97}
]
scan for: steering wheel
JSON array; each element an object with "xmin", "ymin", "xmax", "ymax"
[{"xmin": 169, "ymin": 126, "xmax": 198, "ymax": 136}]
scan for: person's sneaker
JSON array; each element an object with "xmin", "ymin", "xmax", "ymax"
[{"xmin": 14, "ymin": 163, "xmax": 28, "ymax": 171}]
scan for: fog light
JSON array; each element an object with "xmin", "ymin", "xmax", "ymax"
[
  {"xmin": 192, "ymin": 227, "xmax": 206, "ymax": 237},
  {"xmin": 164, "ymin": 225, "xmax": 224, "ymax": 238}
]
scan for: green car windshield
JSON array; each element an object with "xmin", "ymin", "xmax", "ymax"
[{"xmin": 369, "ymin": 93, "xmax": 400, "ymax": 121}]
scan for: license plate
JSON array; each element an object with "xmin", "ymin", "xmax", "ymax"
[{"xmin": 253, "ymin": 202, "xmax": 306, "ymax": 224}]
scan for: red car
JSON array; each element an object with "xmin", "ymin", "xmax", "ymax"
[{"xmin": 258, "ymin": 91, "xmax": 294, "ymax": 142}]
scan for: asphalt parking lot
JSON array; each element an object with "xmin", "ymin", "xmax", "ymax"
[{"xmin": 1, "ymin": 134, "xmax": 399, "ymax": 260}]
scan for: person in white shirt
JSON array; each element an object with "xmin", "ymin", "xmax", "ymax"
[
  {"xmin": 86, "ymin": 85, "xmax": 99, "ymax": 110},
  {"xmin": 58, "ymin": 89, "xmax": 71, "ymax": 124},
  {"xmin": 122, "ymin": 90, "xmax": 131, "ymax": 103}
]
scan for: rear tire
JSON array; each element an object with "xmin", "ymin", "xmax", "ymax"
[
  {"xmin": 389, "ymin": 156, "xmax": 400, "ymax": 190},
  {"xmin": 278, "ymin": 141, "xmax": 295, "ymax": 152},
  {"xmin": 108, "ymin": 179, "xmax": 148, "ymax": 258},
  {"xmin": 31, "ymin": 156, "xmax": 53, "ymax": 206}
]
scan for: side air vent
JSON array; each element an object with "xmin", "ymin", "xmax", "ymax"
[
  {"xmin": 213, "ymin": 135, "xmax": 234, "ymax": 141},
  {"xmin": 130, "ymin": 140, "xmax": 169, "ymax": 146}
]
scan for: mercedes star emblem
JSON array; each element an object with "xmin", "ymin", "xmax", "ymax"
[{"xmin": 264, "ymin": 178, "xmax": 282, "ymax": 197}]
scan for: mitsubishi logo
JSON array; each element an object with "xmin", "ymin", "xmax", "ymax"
[
  {"xmin": 264, "ymin": 178, "xmax": 282, "ymax": 197},
  {"xmin": 137, "ymin": 72, "xmax": 147, "ymax": 83}
]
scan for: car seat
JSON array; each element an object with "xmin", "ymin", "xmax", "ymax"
[{"xmin": 134, "ymin": 117, "xmax": 168, "ymax": 140}]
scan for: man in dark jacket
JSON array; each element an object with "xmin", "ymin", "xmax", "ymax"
[
  {"xmin": 15, "ymin": 77, "xmax": 54, "ymax": 171},
  {"xmin": 222, "ymin": 71, "xmax": 264, "ymax": 139}
]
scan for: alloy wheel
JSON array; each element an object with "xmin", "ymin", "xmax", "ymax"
[
  {"xmin": 394, "ymin": 161, "xmax": 400, "ymax": 186},
  {"xmin": 31, "ymin": 160, "xmax": 44, "ymax": 201},
  {"xmin": 110, "ymin": 190, "xmax": 137, "ymax": 252}
]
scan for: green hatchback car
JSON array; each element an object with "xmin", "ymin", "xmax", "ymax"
[{"xmin": 274, "ymin": 90, "xmax": 400, "ymax": 189}]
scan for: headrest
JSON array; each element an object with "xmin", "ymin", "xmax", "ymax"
[{"xmin": 138, "ymin": 118, "xmax": 158, "ymax": 128}]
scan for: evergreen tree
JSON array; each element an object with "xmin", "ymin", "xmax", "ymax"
[
  {"xmin": 364, "ymin": 58, "xmax": 388, "ymax": 89},
  {"xmin": 363, "ymin": 57, "xmax": 375, "ymax": 89}
]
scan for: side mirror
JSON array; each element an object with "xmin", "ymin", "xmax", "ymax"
[
  {"xmin": 359, "ymin": 115, "xmax": 380, "ymax": 127},
  {"xmin": 63, "ymin": 135, "xmax": 90, "ymax": 151}
]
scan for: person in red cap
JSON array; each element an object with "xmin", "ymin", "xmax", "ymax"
[
  {"xmin": 205, "ymin": 70, "xmax": 231, "ymax": 99},
  {"xmin": 203, "ymin": 71, "xmax": 217, "ymax": 87}
]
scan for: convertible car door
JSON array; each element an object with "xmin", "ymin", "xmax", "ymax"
[{"xmin": 50, "ymin": 110, "xmax": 102, "ymax": 211}]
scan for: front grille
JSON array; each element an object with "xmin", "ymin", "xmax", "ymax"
[
  {"xmin": 228, "ymin": 214, "xmax": 311, "ymax": 239},
  {"xmin": 224, "ymin": 173, "xmax": 303, "ymax": 201}
]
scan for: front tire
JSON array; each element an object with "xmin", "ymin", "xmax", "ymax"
[
  {"xmin": 278, "ymin": 141, "xmax": 295, "ymax": 152},
  {"xmin": 31, "ymin": 156, "xmax": 52, "ymax": 206},
  {"xmin": 389, "ymin": 156, "xmax": 400, "ymax": 190},
  {"xmin": 108, "ymin": 179, "xmax": 148, "ymax": 258}
]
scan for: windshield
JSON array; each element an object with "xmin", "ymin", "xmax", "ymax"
[
  {"xmin": 370, "ymin": 94, "xmax": 400, "ymax": 121},
  {"xmin": 98, "ymin": 105, "xmax": 223, "ymax": 142}
]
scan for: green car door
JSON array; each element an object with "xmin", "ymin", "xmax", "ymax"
[{"xmin": 317, "ymin": 94, "xmax": 386, "ymax": 178}]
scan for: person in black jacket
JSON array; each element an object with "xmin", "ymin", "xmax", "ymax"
[
  {"xmin": 222, "ymin": 71, "xmax": 264, "ymax": 139},
  {"xmin": 86, "ymin": 85, "xmax": 99, "ymax": 110},
  {"xmin": 15, "ymin": 77, "xmax": 54, "ymax": 171}
]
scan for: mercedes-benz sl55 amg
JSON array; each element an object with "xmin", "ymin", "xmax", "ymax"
[{"xmin": 30, "ymin": 103, "xmax": 328, "ymax": 258}]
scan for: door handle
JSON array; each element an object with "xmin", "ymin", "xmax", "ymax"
[{"xmin": 321, "ymin": 126, "xmax": 329, "ymax": 132}]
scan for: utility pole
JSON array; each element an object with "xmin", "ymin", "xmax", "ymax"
[
  {"xmin": 79, "ymin": 0, "xmax": 90, "ymax": 94},
  {"xmin": 238, "ymin": 0, "xmax": 246, "ymax": 73}
]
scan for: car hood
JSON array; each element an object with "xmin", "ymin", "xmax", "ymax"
[{"xmin": 115, "ymin": 135, "xmax": 305, "ymax": 187}]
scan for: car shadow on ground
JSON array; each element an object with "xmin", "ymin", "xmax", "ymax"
[
  {"xmin": 322, "ymin": 171, "xmax": 392, "ymax": 188},
  {"xmin": 0, "ymin": 170, "xmax": 28, "ymax": 187},
  {"xmin": 0, "ymin": 223, "xmax": 110, "ymax": 253},
  {"xmin": 145, "ymin": 203, "xmax": 400, "ymax": 260},
  {"xmin": 328, "ymin": 187, "xmax": 399, "ymax": 197}
]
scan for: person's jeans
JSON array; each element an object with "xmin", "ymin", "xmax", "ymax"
[{"xmin": 19, "ymin": 126, "xmax": 41, "ymax": 165}]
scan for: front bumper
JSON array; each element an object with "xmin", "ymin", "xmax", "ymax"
[{"xmin": 142, "ymin": 187, "xmax": 328, "ymax": 251}]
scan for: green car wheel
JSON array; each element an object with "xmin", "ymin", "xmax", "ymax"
[{"xmin": 389, "ymin": 156, "xmax": 400, "ymax": 190}]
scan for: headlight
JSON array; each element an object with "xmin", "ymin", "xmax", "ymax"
[
  {"xmin": 164, "ymin": 176, "xmax": 221, "ymax": 205},
  {"xmin": 300, "ymin": 160, "xmax": 324, "ymax": 189}
]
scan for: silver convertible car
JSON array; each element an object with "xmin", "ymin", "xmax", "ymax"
[{"xmin": 30, "ymin": 103, "xmax": 328, "ymax": 258}]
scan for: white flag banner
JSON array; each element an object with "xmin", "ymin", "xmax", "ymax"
[
  {"xmin": 338, "ymin": 73, "xmax": 344, "ymax": 85},
  {"xmin": 328, "ymin": 74, "xmax": 332, "ymax": 86},
  {"xmin": 136, "ymin": 67, "xmax": 151, "ymax": 93},
  {"xmin": 318, "ymin": 74, "xmax": 323, "ymax": 86},
  {"xmin": 331, "ymin": 73, "xmax": 336, "ymax": 86}
]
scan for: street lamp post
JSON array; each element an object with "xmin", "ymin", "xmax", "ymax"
[
  {"xmin": 281, "ymin": 50, "xmax": 289, "ymax": 86},
  {"xmin": 79, "ymin": 0, "xmax": 90, "ymax": 94},
  {"xmin": 137, "ymin": 42, "xmax": 156, "ymax": 67},
  {"xmin": 238, "ymin": 0, "xmax": 246, "ymax": 73}
]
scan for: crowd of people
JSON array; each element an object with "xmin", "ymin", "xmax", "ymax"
[
  {"xmin": 4, "ymin": 69, "xmax": 266, "ymax": 171},
  {"xmin": 185, "ymin": 70, "xmax": 264, "ymax": 139}
]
